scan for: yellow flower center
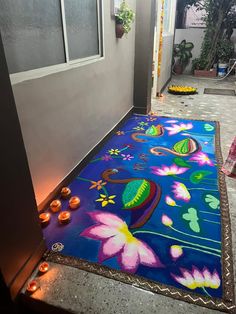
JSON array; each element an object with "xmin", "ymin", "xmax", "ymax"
[{"xmin": 119, "ymin": 224, "xmax": 137, "ymax": 244}]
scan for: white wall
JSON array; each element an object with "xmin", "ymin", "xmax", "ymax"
[
  {"xmin": 158, "ymin": 34, "xmax": 174, "ymax": 90},
  {"xmin": 11, "ymin": 0, "xmax": 136, "ymax": 205},
  {"xmin": 175, "ymin": 28, "xmax": 236, "ymax": 74}
]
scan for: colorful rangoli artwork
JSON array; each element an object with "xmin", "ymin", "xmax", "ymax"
[{"xmin": 43, "ymin": 114, "xmax": 235, "ymax": 312}]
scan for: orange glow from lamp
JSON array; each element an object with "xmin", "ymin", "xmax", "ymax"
[
  {"xmin": 26, "ymin": 280, "xmax": 38, "ymax": 294},
  {"xmin": 69, "ymin": 196, "xmax": 81, "ymax": 209},
  {"xmin": 38, "ymin": 262, "xmax": 49, "ymax": 274},
  {"xmin": 39, "ymin": 212, "xmax": 51, "ymax": 227},
  {"xmin": 61, "ymin": 187, "xmax": 71, "ymax": 199},
  {"xmin": 58, "ymin": 211, "xmax": 71, "ymax": 224},
  {"xmin": 50, "ymin": 200, "xmax": 62, "ymax": 213}
]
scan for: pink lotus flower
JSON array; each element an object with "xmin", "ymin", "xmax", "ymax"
[
  {"xmin": 165, "ymin": 123, "xmax": 193, "ymax": 135},
  {"xmin": 121, "ymin": 154, "xmax": 134, "ymax": 161},
  {"xmin": 151, "ymin": 165, "xmax": 189, "ymax": 176},
  {"xmin": 165, "ymin": 120, "xmax": 179, "ymax": 124},
  {"xmin": 172, "ymin": 182, "xmax": 191, "ymax": 202},
  {"xmin": 172, "ymin": 266, "xmax": 221, "ymax": 290},
  {"xmin": 189, "ymin": 152, "xmax": 214, "ymax": 166},
  {"xmin": 81, "ymin": 211, "xmax": 164, "ymax": 273},
  {"xmin": 162, "ymin": 214, "xmax": 173, "ymax": 227},
  {"xmin": 170, "ymin": 245, "xmax": 183, "ymax": 261}
]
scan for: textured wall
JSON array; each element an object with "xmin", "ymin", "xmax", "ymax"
[{"xmin": 11, "ymin": 0, "xmax": 136, "ymax": 205}]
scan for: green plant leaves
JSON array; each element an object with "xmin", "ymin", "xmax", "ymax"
[
  {"xmin": 204, "ymin": 194, "xmax": 220, "ymax": 210},
  {"xmin": 174, "ymin": 157, "xmax": 191, "ymax": 168},
  {"xmin": 182, "ymin": 208, "xmax": 200, "ymax": 233},
  {"xmin": 190, "ymin": 170, "xmax": 213, "ymax": 184},
  {"xmin": 204, "ymin": 124, "xmax": 215, "ymax": 132}
]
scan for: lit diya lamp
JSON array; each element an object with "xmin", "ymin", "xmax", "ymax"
[
  {"xmin": 26, "ymin": 280, "xmax": 38, "ymax": 294},
  {"xmin": 61, "ymin": 187, "xmax": 71, "ymax": 199},
  {"xmin": 69, "ymin": 196, "xmax": 80, "ymax": 210},
  {"xmin": 50, "ymin": 199, "xmax": 62, "ymax": 213},
  {"xmin": 39, "ymin": 212, "xmax": 51, "ymax": 227},
  {"xmin": 38, "ymin": 262, "xmax": 49, "ymax": 274},
  {"xmin": 58, "ymin": 211, "xmax": 71, "ymax": 224}
]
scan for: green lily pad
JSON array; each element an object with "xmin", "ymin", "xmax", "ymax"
[
  {"xmin": 204, "ymin": 194, "xmax": 220, "ymax": 210},
  {"xmin": 182, "ymin": 208, "xmax": 200, "ymax": 233},
  {"xmin": 204, "ymin": 124, "xmax": 215, "ymax": 132},
  {"xmin": 190, "ymin": 170, "xmax": 213, "ymax": 184},
  {"xmin": 174, "ymin": 157, "xmax": 191, "ymax": 168}
]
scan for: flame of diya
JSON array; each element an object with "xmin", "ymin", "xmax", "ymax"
[
  {"xmin": 69, "ymin": 196, "xmax": 80, "ymax": 209},
  {"xmin": 61, "ymin": 187, "xmax": 71, "ymax": 199},
  {"xmin": 27, "ymin": 280, "xmax": 38, "ymax": 293},
  {"xmin": 39, "ymin": 212, "xmax": 51, "ymax": 226},
  {"xmin": 38, "ymin": 262, "xmax": 49, "ymax": 274},
  {"xmin": 50, "ymin": 200, "xmax": 62, "ymax": 213},
  {"xmin": 58, "ymin": 211, "xmax": 71, "ymax": 224}
]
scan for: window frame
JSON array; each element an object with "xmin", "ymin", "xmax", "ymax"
[{"xmin": 10, "ymin": 0, "xmax": 105, "ymax": 85}]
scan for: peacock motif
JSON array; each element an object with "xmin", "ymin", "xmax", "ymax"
[
  {"xmin": 102, "ymin": 169, "xmax": 161, "ymax": 229},
  {"xmin": 131, "ymin": 125, "xmax": 164, "ymax": 143},
  {"xmin": 150, "ymin": 138, "xmax": 200, "ymax": 157}
]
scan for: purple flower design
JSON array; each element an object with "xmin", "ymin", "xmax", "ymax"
[
  {"xmin": 121, "ymin": 154, "xmax": 134, "ymax": 161},
  {"xmin": 101, "ymin": 155, "xmax": 113, "ymax": 161}
]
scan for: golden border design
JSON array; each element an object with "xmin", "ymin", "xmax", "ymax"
[{"xmin": 45, "ymin": 117, "xmax": 236, "ymax": 313}]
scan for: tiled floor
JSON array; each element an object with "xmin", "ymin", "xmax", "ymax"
[{"xmin": 23, "ymin": 75, "xmax": 236, "ymax": 314}]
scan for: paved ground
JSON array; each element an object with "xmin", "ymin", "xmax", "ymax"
[{"xmin": 24, "ymin": 75, "xmax": 236, "ymax": 314}]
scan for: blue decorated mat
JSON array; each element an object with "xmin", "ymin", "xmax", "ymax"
[{"xmin": 44, "ymin": 114, "xmax": 235, "ymax": 313}]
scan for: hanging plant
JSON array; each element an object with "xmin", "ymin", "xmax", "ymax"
[{"xmin": 115, "ymin": 1, "xmax": 135, "ymax": 39}]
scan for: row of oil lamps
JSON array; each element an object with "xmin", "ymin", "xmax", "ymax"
[
  {"xmin": 26, "ymin": 262, "xmax": 50, "ymax": 294},
  {"xmin": 39, "ymin": 187, "xmax": 80, "ymax": 225}
]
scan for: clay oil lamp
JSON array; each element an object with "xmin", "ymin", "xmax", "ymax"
[
  {"xmin": 60, "ymin": 187, "xmax": 72, "ymax": 199},
  {"xmin": 26, "ymin": 280, "xmax": 38, "ymax": 294},
  {"xmin": 58, "ymin": 211, "xmax": 71, "ymax": 224},
  {"xmin": 50, "ymin": 199, "xmax": 62, "ymax": 213},
  {"xmin": 69, "ymin": 196, "xmax": 80, "ymax": 210},
  {"xmin": 39, "ymin": 212, "xmax": 51, "ymax": 227},
  {"xmin": 38, "ymin": 262, "xmax": 49, "ymax": 274}
]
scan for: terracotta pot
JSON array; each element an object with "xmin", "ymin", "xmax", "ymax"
[
  {"xmin": 174, "ymin": 63, "xmax": 183, "ymax": 75},
  {"xmin": 116, "ymin": 23, "xmax": 125, "ymax": 38},
  {"xmin": 194, "ymin": 69, "xmax": 217, "ymax": 77}
]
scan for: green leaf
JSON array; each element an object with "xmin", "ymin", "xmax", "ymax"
[
  {"xmin": 190, "ymin": 170, "xmax": 213, "ymax": 184},
  {"xmin": 204, "ymin": 124, "xmax": 215, "ymax": 132},
  {"xmin": 174, "ymin": 157, "xmax": 192, "ymax": 168},
  {"xmin": 204, "ymin": 194, "xmax": 220, "ymax": 210},
  {"xmin": 185, "ymin": 42, "xmax": 194, "ymax": 50},
  {"xmin": 182, "ymin": 208, "xmax": 200, "ymax": 233}
]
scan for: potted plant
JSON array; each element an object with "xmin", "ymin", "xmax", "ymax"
[
  {"xmin": 192, "ymin": 58, "xmax": 217, "ymax": 77},
  {"xmin": 173, "ymin": 40, "xmax": 194, "ymax": 74},
  {"xmin": 115, "ymin": 1, "xmax": 135, "ymax": 39},
  {"xmin": 216, "ymin": 39, "xmax": 234, "ymax": 77}
]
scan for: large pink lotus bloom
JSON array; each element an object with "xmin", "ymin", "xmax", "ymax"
[
  {"xmin": 189, "ymin": 152, "xmax": 214, "ymax": 166},
  {"xmin": 80, "ymin": 211, "xmax": 164, "ymax": 273},
  {"xmin": 172, "ymin": 181, "xmax": 191, "ymax": 202},
  {"xmin": 165, "ymin": 123, "xmax": 193, "ymax": 135},
  {"xmin": 171, "ymin": 266, "xmax": 221, "ymax": 290},
  {"xmin": 151, "ymin": 165, "xmax": 189, "ymax": 176}
]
